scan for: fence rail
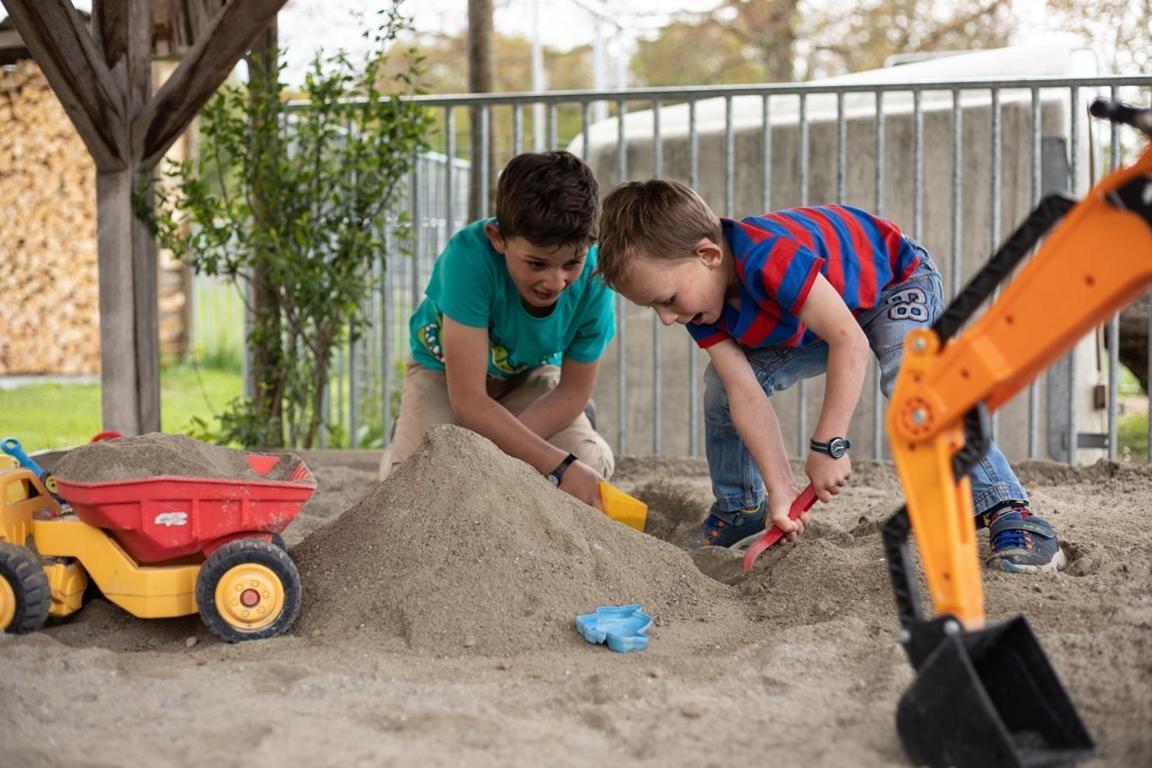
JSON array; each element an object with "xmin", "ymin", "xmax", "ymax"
[{"xmin": 196, "ymin": 74, "xmax": 1152, "ymax": 461}]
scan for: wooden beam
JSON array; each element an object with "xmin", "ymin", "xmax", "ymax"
[
  {"xmin": 91, "ymin": 0, "xmax": 161, "ymax": 435},
  {"xmin": 134, "ymin": 0, "xmax": 288, "ymax": 168},
  {"xmin": 0, "ymin": 0, "xmax": 127, "ymax": 170}
]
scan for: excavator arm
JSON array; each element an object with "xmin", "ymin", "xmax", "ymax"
[
  {"xmin": 887, "ymin": 100, "xmax": 1152, "ymax": 631},
  {"xmin": 881, "ymin": 100, "xmax": 1150, "ymax": 768}
]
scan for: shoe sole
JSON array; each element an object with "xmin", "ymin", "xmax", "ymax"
[{"xmin": 990, "ymin": 547, "xmax": 1068, "ymax": 574}]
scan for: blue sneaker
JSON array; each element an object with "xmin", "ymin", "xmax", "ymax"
[
  {"xmin": 983, "ymin": 505, "xmax": 1067, "ymax": 574},
  {"xmin": 691, "ymin": 502, "xmax": 767, "ymax": 548}
]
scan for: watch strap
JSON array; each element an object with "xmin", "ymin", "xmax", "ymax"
[{"xmin": 548, "ymin": 452, "xmax": 579, "ymax": 485}]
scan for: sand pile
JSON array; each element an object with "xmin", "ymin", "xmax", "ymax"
[
  {"xmin": 293, "ymin": 425, "xmax": 732, "ymax": 655},
  {"xmin": 53, "ymin": 433, "xmax": 299, "ymax": 483}
]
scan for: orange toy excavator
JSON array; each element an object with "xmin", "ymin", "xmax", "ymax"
[{"xmin": 883, "ymin": 99, "xmax": 1152, "ymax": 768}]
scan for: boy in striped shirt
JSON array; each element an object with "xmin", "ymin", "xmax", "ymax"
[{"xmin": 595, "ymin": 179, "xmax": 1064, "ymax": 573}]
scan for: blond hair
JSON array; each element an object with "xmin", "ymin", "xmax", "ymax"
[{"xmin": 595, "ymin": 180, "xmax": 722, "ymax": 289}]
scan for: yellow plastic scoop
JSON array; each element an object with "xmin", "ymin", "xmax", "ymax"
[{"xmin": 599, "ymin": 482, "xmax": 647, "ymax": 531}]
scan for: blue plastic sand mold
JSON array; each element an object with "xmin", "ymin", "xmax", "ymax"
[{"xmin": 574, "ymin": 604, "xmax": 652, "ymax": 653}]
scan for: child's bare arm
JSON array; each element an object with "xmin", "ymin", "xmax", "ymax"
[
  {"xmin": 707, "ymin": 339, "xmax": 805, "ymax": 537},
  {"xmin": 517, "ymin": 357, "xmax": 599, "ymax": 439},
  {"xmin": 441, "ymin": 317, "xmax": 604, "ymax": 508},
  {"xmin": 796, "ymin": 274, "xmax": 872, "ymax": 501}
]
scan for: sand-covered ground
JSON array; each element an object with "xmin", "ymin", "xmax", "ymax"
[{"xmin": 1, "ymin": 426, "xmax": 1149, "ymax": 767}]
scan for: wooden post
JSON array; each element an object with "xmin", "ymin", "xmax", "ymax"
[{"xmin": 1, "ymin": 0, "xmax": 288, "ymax": 435}]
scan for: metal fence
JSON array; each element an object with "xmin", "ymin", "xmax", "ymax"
[{"xmin": 195, "ymin": 74, "xmax": 1152, "ymax": 460}]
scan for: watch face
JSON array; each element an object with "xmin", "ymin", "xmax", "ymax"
[{"xmin": 829, "ymin": 437, "xmax": 848, "ymax": 459}]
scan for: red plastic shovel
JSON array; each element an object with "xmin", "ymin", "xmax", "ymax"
[{"xmin": 741, "ymin": 484, "xmax": 818, "ymax": 573}]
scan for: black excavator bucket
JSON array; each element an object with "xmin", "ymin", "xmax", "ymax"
[
  {"xmin": 896, "ymin": 615, "xmax": 1094, "ymax": 768},
  {"xmin": 883, "ymin": 508, "xmax": 1094, "ymax": 768}
]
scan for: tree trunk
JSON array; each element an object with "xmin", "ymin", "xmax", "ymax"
[
  {"xmin": 1118, "ymin": 295, "xmax": 1150, "ymax": 393},
  {"xmin": 246, "ymin": 20, "xmax": 286, "ymax": 446},
  {"xmin": 467, "ymin": 0, "xmax": 493, "ymax": 220}
]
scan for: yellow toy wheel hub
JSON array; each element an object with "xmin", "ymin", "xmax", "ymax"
[
  {"xmin": 213, "ymin": 563, "xmax": 285, "ymax": 632},
  {"xmin": 0, "ymin": 578, "xmax": 15, "ymax": 630}
]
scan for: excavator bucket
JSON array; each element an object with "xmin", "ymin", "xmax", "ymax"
[{"xmin": 896, "ymin": 615, "xmax": 1094, "ymax": 768}]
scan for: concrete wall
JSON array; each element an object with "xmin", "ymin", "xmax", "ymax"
[{"xmin": 582, "ymin": 46, "xmax": 1107, "ymax": 463}]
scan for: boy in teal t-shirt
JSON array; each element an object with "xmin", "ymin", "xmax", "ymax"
[{"xmin": 380, "ymin": 151, "xmax": 616, "ymax": 509}]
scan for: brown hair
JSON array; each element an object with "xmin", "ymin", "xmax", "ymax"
[
  {"xmin": 595, "ymin": 179, "xmax": 722, "ymax": 289},
  {"xmin": 494, "ymin": 151, "xmax": 599, "ymax": 248}
]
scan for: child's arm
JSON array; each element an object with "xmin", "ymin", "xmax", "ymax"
[
  {"xmin": 440, "ymin": 316, "xmax": 605, "ymax": 508},
  {"xmin": 796, "ymin": 274, "xmax": 872, "ymax": 502},
  {"xmin": 706, "ymin": 339, "xmax": 805, "ymax": 539}
]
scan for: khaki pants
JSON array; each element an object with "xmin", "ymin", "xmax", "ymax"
[{"xmin": 378, "ymin": 361, "xmax": 615, "ymax": 481}]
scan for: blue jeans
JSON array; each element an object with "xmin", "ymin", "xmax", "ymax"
[{"xmin": 703, "ymin": 242, "xmax": 1027, "ymax": 516}]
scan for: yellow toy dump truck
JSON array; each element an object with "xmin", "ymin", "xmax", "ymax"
[{"xmin": 0, "ymin": 450, "xmax": 315, "ymax": 642}]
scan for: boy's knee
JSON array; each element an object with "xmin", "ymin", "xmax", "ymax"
[{"xmin": 574, "ymin": 436, "xmax": 615, "ymax": 479}]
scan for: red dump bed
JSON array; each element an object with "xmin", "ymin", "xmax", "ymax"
[{"xmin": 54, "ymin": 454, "xmax": 316, "ymax": 563}]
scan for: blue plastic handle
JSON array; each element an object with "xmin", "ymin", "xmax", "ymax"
[{"xmin": 1, "ymin": 437, "xmax": 44, "ymax": 478}]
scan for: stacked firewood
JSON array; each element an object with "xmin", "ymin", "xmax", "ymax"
[
  {"xmin": 0, "ymin": 60, "xmax": 100, "ymax": 375},
  {"xmin": 0, "ymin": 60, "xmax": 191, "ymax": 376}
]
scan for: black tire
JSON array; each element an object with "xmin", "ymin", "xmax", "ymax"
[
  {"xmin": 195, "ymin": 539, "xmax": 301, "ymax": 643},
  {"xmin": 0, "ymin": 542, "xmax": 50, "ymax": 634},
  {"xmin": 269, "ymin": 533, "xmax": 287, "ymax": 551}
]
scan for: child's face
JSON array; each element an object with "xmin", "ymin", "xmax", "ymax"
[
  {"xmin": 621, "ymin": 242, "xmax": 730, "ymax": 327},
  {"xmin": 486, "ymin": 225, "xmax": 587, "ymax": 309}
]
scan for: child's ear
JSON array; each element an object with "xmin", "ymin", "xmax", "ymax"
[
  {"xmin": 696, "ymin": 238, "xmax": 724, "ymax": 268},
  {"xmin": 484, "ymin": 222, "xmax": 506, "ymax": 254}
]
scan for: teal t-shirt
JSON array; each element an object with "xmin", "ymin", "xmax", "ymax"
[{"xmin": 409, "ymin": 219, "xmax": 616, "ymax": 379}]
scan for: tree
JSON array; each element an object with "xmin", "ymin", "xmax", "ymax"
[
  {"xmin": 468, "ymin": 0, "xmax": 493, "ymax": 219},
  {"xmin": 1046, "ymin": 0, "xmax": 1152, "ymax": 75},
  {"xmin": 146, "ymin": 5, "xmax": 431, "ymax": 448},
  {"xmin": 629, "ymin": 0, "xmax": 1017, "ymax": 85}
]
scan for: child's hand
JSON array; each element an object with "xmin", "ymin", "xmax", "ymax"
[
  {"xmin": 767, "ymin": 487, "xmax": 809, "ymax": 543},
  {"xmin": 805, "ymin": 452, "xmax": 852, "ymax": 503},
  {"xmin": 560, "ymin": 459, "xmax": 606, "ymax": 511}
]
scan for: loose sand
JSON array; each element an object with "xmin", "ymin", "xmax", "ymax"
[
  {"xmin": 1, "ymin": 426, "xmax": 1149, "ymax": 767},
  {"xmin": 53, "ymin": 433, "xmax": 300, "ymax": 483}
]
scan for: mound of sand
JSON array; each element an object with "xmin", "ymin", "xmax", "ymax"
[
  {"xmin": 293, "ymin": 426, "xmax": 732, "ymax": 655},
  {"xmin": 53, "ymin": 433, "xmax": 299, "ymax": 483}
]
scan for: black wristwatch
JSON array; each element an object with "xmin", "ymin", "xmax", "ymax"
[
  {"xmin": 809, "ymin": 436, "xmax": 851, "ymax": 459},
  {"xmin": 547, "ymin": 453, "xmax": 579, "ymax": 486}
]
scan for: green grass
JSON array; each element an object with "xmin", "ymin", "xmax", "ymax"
[
  {"xmin": 1119, "ymin": 411, "xmax": 1150, "ymax": 460},
  {"xmin": 0, "ymin": 364, "xmax": 243, "ymax": 451}
]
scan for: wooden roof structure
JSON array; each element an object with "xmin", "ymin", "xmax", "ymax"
[{"xmin": 1, "ymin": 0, "xmax": 286, "ymax": 435}]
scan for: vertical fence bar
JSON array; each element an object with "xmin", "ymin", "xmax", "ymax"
[
  {"xmin": 1067, "ymin": 85, "xmax": 1080, "ymax": 462},
  {"xmin": 797, "ymin": 92, "xmax": 810, "ymax": 454},
  {"xmin": 913, "ymin": 88, "xmax": 924, "ymax": 242},
  {"xmin": 762, "ymin": 94, "xmax": 772, "ymax": 212},
  {"xmin": 950, "ymin": 89, "xmax": 963, "ymax": 298},
  {"xmin": 409, "ymin": 156, "xmax": 421, "ymax": 312},
  {"xmin": 873, "ymin": 91, "xmax": 886, "ymax": 459},
  {"xmin": 581, "ymin": 101, "xmax": 591, "ymax": 161},
  {"xmin": 349, "ymin": 326, "xmax": 359, "ymax": 447},
  {"xmin": 548, "ymin": 102, "xmax": 558, "ymax": 150},
  {"xmin": 1029, "ymin": 87, "xmax": 1042, "ymax": 458},
  {"xmin": 724, "ymin": 95, "xmax": 735, "ymax": 216},
  {"xmin": 445, "ymin": 107, "xmax": 456, "ymax": 234},
  {"xmin": 479, "ymin": 105, "xmax": 491, "ymax": 217},
  {"xmin": 653, "ymin": 98, "xmax": 663, "ymax": 454},
  {"xmin": 1108, "ymin": 83, "xmax": 1120, "ymax": 459},
  {"xmin": 989, "ymin": 87, "xmax": 1002, "ymax": 441},
  {"xmin": 836, "ymin": 91, "xmax": 846, "ymax": 202},
  {"xmin": 513, "ymin": 103, "xmax": 523, "ymax": 156},
  {"xmin": 688, "ymin": 98, "xmax": 700, "ymax": 455},
  {"xmin": 381, "ymin": 224, "xmax": 394, "ymax": 445},
  {"xmin": 616, "ymin": 97, "xmax": 629, "ymax": 455}
]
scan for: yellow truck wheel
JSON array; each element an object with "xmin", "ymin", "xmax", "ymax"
[
  {"xmin": 0, "ymin": 542, "xmax": 50, "ymax": 634},
  {"xmin": 195, "ymin": 539, "xmax": 301, "ymax": 643}
]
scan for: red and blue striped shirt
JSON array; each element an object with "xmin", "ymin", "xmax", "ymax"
[{"xmin": 687, "ymin": 206, "xmax": 920, "ymax": 349}]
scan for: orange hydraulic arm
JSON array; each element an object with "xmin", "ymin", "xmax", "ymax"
[{"xmin": 886, "ymin": 100, "xmax": 1152, "ymax": 630}]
